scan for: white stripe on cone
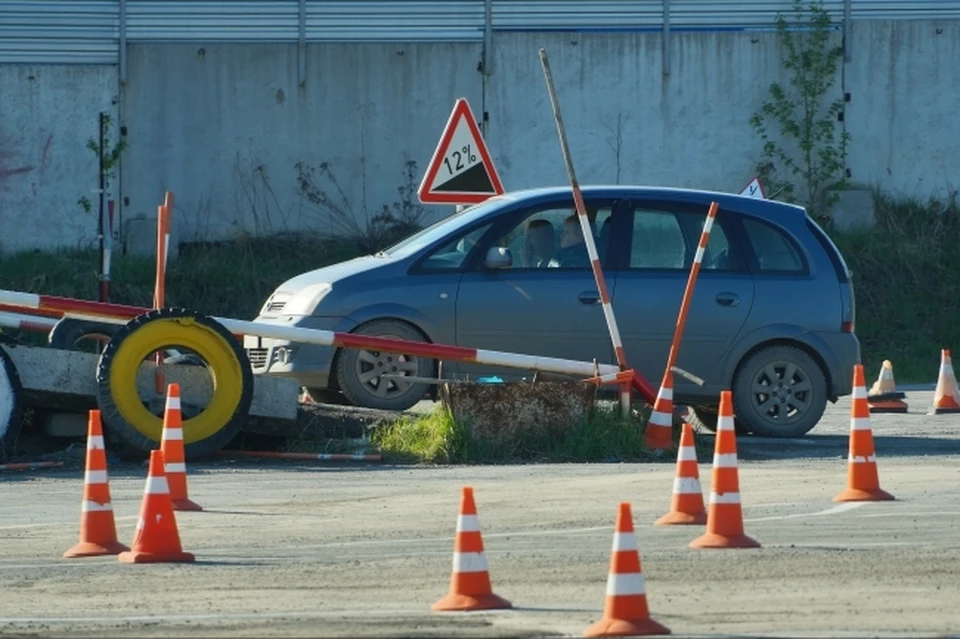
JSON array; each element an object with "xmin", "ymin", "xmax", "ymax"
[
  {"xmin": 166, "ymin": 396, "xmax": 182, "ymax": 410},
  {"xmin": 84, "ymin": 470, "xmax": 108, "ymax": 484},
  {"xmin": 673, "ymin": 477, "xmax": 703, "ymax": 494},
  {"xmin": 165, "ymin": 462, "xmax": 187, "ymax": 473},
  {"xmin": 677, "ymin": 446, "xmax": 697, "ymax": 461},
  {"xmin": 713, "ymin": 452, "xmax": 738, "ymax": 467},
  {"xmin": 612, "ymin": 532, "xmax": 637, "ymax": 552},
  {"xmin": 850, "ymin": 417, "xmax": 872, "ymax": 431},
  {"xmin": 455, "ymin": 514, "xmax": 480, "ymax": 532},
  {"xmin": 145, "ymin": 476, "xmax": 170, "ymax": 495},
  {"xmin": 849, "ymin": 454, "xmax": 877, "ymax": 463},
  {"xmin": 717, "ymin": 415, "xmax": 735, "ymax": 431},
  {"xmin": 162, "ymin": 428, "xmax": 184, "ymax": 441},
  {"xmin": 606, "ymin": 572, "xmax": 646, "ymax": 596},
  {"xmin": 852, "ymin": 386, "xmax": 867, "ymax": 399},
  {"xmin": 87, "ymin": 435, "xmax": 105, "ymax": 450},
  {"xmin": 81, "ymin": 500, "xmax": 113, "ymax": 512},
  {"xmin": 709, "ymin": 491, "xmax": 741, "ymax": 504},
  {"xmin": 648, "ymin": 411, "xmax": 672, "ymax": 427},
  {"xmin": 452, "ymin": 552, "xmax": 488, "ymax": 573}
]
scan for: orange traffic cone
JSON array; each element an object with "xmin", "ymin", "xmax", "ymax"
[
  {"xmin": 118, "ymin": 449, "xmax": 196, "ymax": 564},
  {"xmin": 690, "ymin": 390, "xmax": 760, "ymax": 549},
  {"xmin": 867, "ymin": 360, "xmax": 908, "ymax": 414},
  {"xmin": 644, "ymin": 369, "xmax": 675, "ymax": 451},
  {"xmin": 834, "ymin": 365, "xmax": 895, "ymax": 502},
  {"xmin": 161, "ymin": 383, "xmax": 202, "ymax": 511},
  {"xmin": 63, "ymin": 410, "xmax": 130, "ymax": 558},
  {"xmin": 432, "ymin": 486, "xmax": 511, "ymax": 612},
  {"xmin": 932, "ymin": 349, "xmax": 960, "ymax": 414},
  {"xmin": 584, "ymin": 502, "xmax": 671, "ymax": 637},
  {"xmin": 654, "ymin": 422, "xmax": 706, "ymax": 526}
]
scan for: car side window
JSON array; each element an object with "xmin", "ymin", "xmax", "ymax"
[
  {"xmin": 629, "ymin": 208, "xmax": 741, "ymax": 271},
  {"xmin": 741, "ymin": 218, "xmax": 806, "ymax": 273},
  {"xmin": 629, "ymin": 209, "xmax": 686, "ymax": 269},
  {"xmin": 488, "ymin": 205, "xmax": 614, "ymax": 270},
  {"xmin": 417, "ymin": 222, "xmax": 494, "ymax": 271}
]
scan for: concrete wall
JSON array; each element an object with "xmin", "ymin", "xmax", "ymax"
[
  {"xmin": 0, "ymin": 20, "xmax": 957, "ymax": 252},
  {"xmin": 119, "ymin": 42, "xmax": 483, "ymax": 243},
  {"xmin": 845, "ymin": 20, "xmax": 960, "ymax": 196},
  {"xmin": 0, "ymin": 65, "xmax": 118, "ymax": 253}
]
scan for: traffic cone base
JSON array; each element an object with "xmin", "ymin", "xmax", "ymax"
[
  {"xmin": 689, "ymin": 531, "xmax": 760, "ymax": 549},
  {"xmin": 655, "ymin": 510, "xmax": 706, "ymax": 526},
  {"xmin": 432, "ymin": 593, "xmax": 512, "ymax": 612},
  {"xmin": 869, "ymin": 400, "xmax": 908, "ymax": 414},
  {"xmin": 584, "ymin": 617, "xmax": 672, "ymax": 637},
  {"xmin": 118, "ymin": 548, "xmax": 196, "ymax": 564},
  {"xmin": 834, "ymin": 486, "xmax": 895, "ymax": 502},
  {"xmin": 64, "ymin": 539, "xmax": 129, "ymax": 558},
  {"xmin": 173, "ymin": 497, "xmax": 204, "ymax": 512},
  {"xmin": 933, "ymin": 406, "xmax": 960, "ymax": 414}
]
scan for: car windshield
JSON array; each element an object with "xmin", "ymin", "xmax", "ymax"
[{"xmin": 378, "ymin": 195, "xmax": 514, "ymax": 259}]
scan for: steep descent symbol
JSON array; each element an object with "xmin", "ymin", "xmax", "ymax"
[
  {"xmin": 739, "ymin": 177, "xmax": 766, "ymax": 200},
  {"xmin": 418, "ymin": 98, "xmax": 504, "ymax": 205}
]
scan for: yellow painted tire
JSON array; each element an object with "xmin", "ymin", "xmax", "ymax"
[
  {"xmin": 95, "ymin": 308, "xmax": 253, "ymax": 459},
  {"xmin": 0, "ymin": 340, "xmax": 25, "ymax": 456}
]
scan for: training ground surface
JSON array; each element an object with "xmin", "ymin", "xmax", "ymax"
[{"xmin": 1, "ymin": 390, "xmax": 959, "ymax": 638}]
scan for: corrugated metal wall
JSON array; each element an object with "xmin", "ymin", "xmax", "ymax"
[
  {"xmin": 0, "ymin": 0, "xmax": 958, "ymax": 64},
  {"xmin": 0, "ymin": 1, "xmax": 118, "ymax": 64}
]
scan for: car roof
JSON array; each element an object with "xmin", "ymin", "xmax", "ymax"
[{"xmin": 496, "ymin": 185, "xmax": 808, "ymax": 219}]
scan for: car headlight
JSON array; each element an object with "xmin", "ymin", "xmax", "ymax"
[{"xmin": 283, "ymin": 283, "xmax": 333, "ymax": 316}]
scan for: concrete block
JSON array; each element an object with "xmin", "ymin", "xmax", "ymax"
[
  {"xmin": 123, "ymin": 212, "xmax": 180, "ymax": 260},
  {"xmin": 827, "ymin": 189, "xmax": 877, "ymax": 232},
  {"xmin": 2, "ymin": 344, "xmax": 298, "ymax": 422}
]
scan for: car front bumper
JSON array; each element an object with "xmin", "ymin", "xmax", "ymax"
[{"xmin": 243, "ymin": 315, "xmax": 356, "ymax": 389}]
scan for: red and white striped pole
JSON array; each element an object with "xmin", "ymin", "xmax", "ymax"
[
  {"xmin": 538, "ymin": 48, "xmax": 650, "ymax": 413},
  {"xmin": 645, "ymin": 201, "xmax": 720, "ymax": 450},
  {"xmin": 0, "ymin": 310, "xmax": 59, "ymax": 334},
  {"xmin": 0, "ymin": 288, "xmax": 627, "ymax": 381}
]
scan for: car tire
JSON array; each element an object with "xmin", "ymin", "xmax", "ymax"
[
  {"xmin": 731, "ymin": 345, "xmax": 828, "ymax": 438},
  {"xmin": 335, "ymin": 319, "xmax": 433, "ymax": 411}
]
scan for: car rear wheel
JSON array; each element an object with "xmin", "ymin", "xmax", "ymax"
[
  {"xmin": 335, "ymin": 319, "xmax": 433, "ymax": 411},
  {"xmin": 731, "ymin": 345, "xmax": 827, "ymax": 438}
]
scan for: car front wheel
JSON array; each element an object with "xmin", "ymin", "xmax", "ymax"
[
  {"xmin": 731, "ymin": 345, "xmax": 828, "ymax": 438},
  {"xmin": 335, "ymin": 319, "xmax": 433, "ymax": 411}
]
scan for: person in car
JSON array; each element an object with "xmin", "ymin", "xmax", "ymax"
[
  {"xmin": 523, "ymin": 219, "xmax": 557, "ymax": 267},
  {"xmin": 554, "ymin": 214, "xmax": 590, "ymax": 268}
]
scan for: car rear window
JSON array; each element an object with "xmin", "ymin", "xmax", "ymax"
[
  {"xmin": 741, "ymin": 218, "xmax": 807, "ymax": 274},
  {"xmin": 806, "ymin": 218, "xmax": 852, "ymax": 283}
]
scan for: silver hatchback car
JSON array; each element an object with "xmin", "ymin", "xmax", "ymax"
[{"xmin": 246, "ymin": 186, "xmax": 860, "ymax": 437}]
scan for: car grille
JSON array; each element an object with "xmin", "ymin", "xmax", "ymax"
[{"xmin": 247, "ymin": 348, "xmax": 269, "ymax": 369}]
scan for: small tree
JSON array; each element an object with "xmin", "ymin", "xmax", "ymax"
[
  {"xmin": 749, "ymin": 0, "xmax": 850, "ymax": 217},
  {"xmin": 78, "ymin": 114, "xmax": 127, "ymax": 214}
]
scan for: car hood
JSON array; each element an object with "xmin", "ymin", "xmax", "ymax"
[{"xmin": 274, "ymin": 254, "xmax": 389, "ymax": 293}]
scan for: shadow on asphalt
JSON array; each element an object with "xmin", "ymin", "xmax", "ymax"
[{"xmin": 729, "ymin": 433, "xmax": 960, "ymax": 461}]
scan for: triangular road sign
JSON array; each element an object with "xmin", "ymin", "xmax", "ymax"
[
  {"xmin": 739, "ymin": 176, "xmax": 766, "ymax": 199},
  {"xmin": 418, "ymin": 98, "xmax": 504, "ymax": 205}
]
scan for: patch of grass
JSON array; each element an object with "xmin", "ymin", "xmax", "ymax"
[
  {"xmin": 372, "ymin": 403, "xmax": 688, "ymax": 464},
  {"xmin": 830, "ymin": 191, "xmax": 960, "ymax": 382}
]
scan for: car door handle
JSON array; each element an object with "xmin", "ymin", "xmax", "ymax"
[
  {"xmin": 715, "ymin": 292, "xmax": 741, "ymax": 307},
  {"xmin": 578, "ymin": 291, "xmax": 601, "ymax": 305}
]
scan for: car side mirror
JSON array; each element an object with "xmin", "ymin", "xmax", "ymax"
[{"xmin": 483, "ymin": 246, "xmax": 512, "ymax": 269}]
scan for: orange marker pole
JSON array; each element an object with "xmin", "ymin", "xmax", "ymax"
[
  {"xmin": 539, "ymin": 48, "xmax": 654, "ymax": 414},
  {"xmin": 153, "ymin": 198, "xmax": 172, "ymax": 394}
]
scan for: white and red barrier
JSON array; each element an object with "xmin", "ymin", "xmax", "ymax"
[{"xmin": 0, "ymin": 288, "xmax": 659, "ymax": 403}]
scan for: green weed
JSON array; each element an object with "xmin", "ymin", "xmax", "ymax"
[
  {"xmin": 371, "ymin": 403, "xmax": 693, "ymax": 465},
  {"xmin": 830, "ymin": 191, "xmax": 960, "ymax": 382}
]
